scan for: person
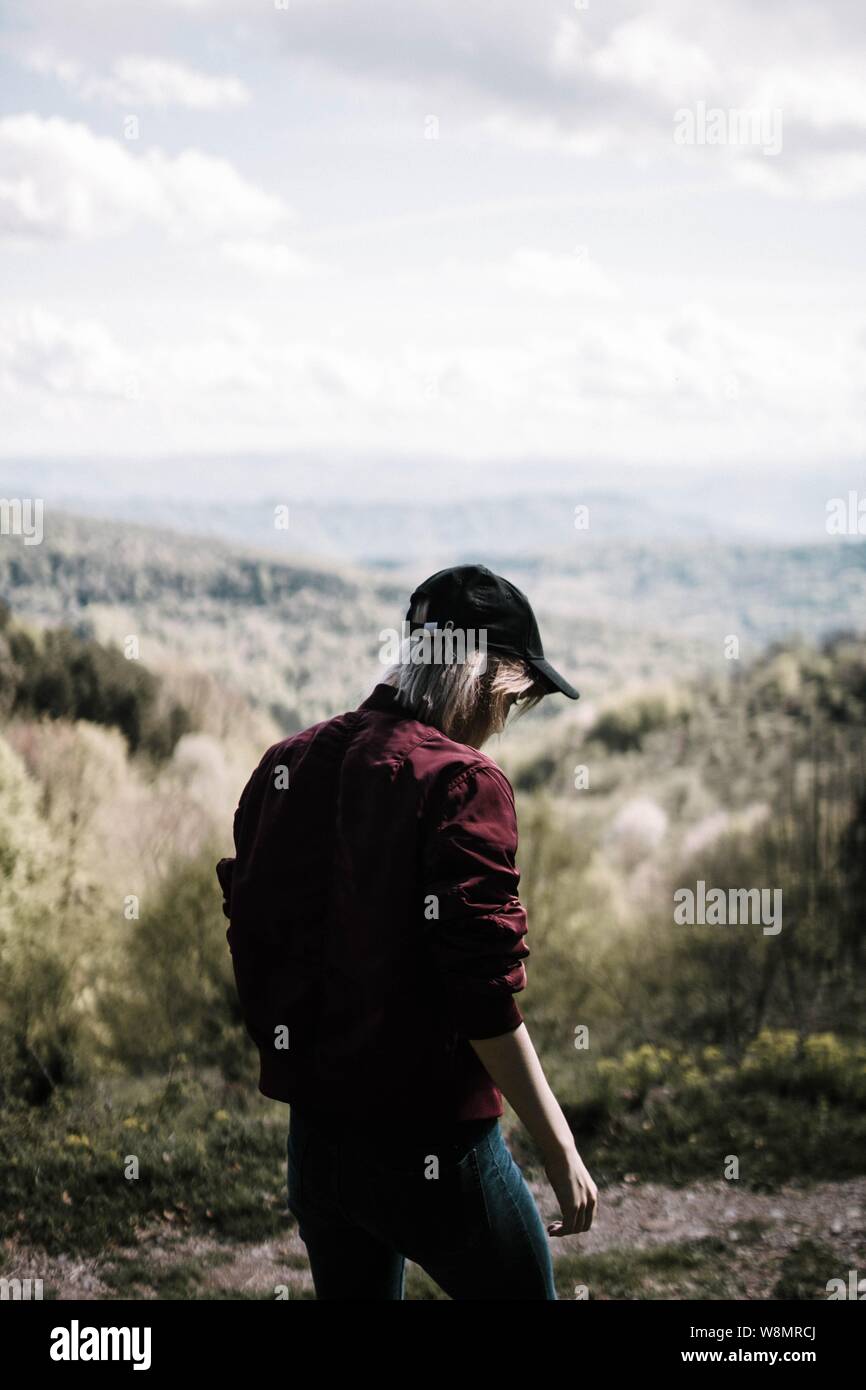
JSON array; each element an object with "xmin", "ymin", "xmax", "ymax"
[{"xmin": 216, "ymin": 563, "xmax": 597, "ymax": 1300}]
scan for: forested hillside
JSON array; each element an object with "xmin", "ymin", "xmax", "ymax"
[
  {"xmin": 2, "ymin": 513, "xmax": 865, "ymax": 733},
  {"xmin": 1, "ymin": 517, "xmax": 864, "ymax": 1297}
]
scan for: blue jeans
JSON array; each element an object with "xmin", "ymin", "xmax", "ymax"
[{"xmin": 287, "ymin": 1106, "xmax": 557, "ymax": 1300}]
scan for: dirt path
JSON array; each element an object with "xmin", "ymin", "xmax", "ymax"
[{"xmin": 7, "ymin": 1175, "xmax": 865, "ymax": 1300}]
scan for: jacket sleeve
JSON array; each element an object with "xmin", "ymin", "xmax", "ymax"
[
  {"xmin": 215, "ymin": 766, "xmax": 255, "ymax": 921},
  {"xmin": 215, "ymin": 856, "xmax": 234, "ymax": 920},
  {"xmin": 420, "ymin": 762, "xmax": 529, "ymax": 1040}
]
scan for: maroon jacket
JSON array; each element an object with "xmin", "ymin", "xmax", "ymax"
[{"xmin": 216, "ymin": 682, "xmax": 529, "ymax": 1131}]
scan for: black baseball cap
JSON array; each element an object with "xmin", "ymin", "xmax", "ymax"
[{"xmin": 406, "ymin": 563, "xmax": 579, "ymax": 700}]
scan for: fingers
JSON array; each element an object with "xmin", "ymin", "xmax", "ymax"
[
  {"xmin": 572, "ymin": 1203, "xmax": 589, "ymax": 1235},
  {"xmin": 549, "ymin": 1207, "xmax": 580, "ymax": 1238},
  {"xmin": 549, "ymin": 1188, "xmax": 598, "ymax": 1238},
  {"xmin": 581, "ymin": 1188, "xmax": 598, "ymax": 1233}
]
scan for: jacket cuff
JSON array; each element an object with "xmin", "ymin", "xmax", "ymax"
[
  {"xmin": 455, "ymin": 993, "xmax": 524, "ymax": 1041},
  {"xmin": 216, "ymin": 857, "xmax": 235, "ymax": 920}
]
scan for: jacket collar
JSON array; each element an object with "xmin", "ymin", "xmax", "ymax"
[{"xmin": 358, "ymin": 682, "xmax": 403, "ymax": 714}]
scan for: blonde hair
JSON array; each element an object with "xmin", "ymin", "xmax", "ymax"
[{"xmin": 381, "ymin": 598, "xmax": 546, "ymax": 747}]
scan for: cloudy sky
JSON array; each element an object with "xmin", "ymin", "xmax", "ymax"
[{"xmin": 1, "ymin": 0, "xmax": 864, "ymax": 501}]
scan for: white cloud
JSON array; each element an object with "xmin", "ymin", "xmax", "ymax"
[
  {"xmin": 748, "ymin": 61, "xmax": 866, "ymax": 134},
  {"xmin": 11, "ymin": 2, "xmax": 866, "ymax": 198},
  {"xmin": 158, "ymin": 336, "xmax": 275, "ymax": 394},
  {"xmin": 479, "ymin": 112, "xmax": 620, "ymax": 159},
  {"xmin": 1, "ymin": 0, "xmax": 864, "ymax": 468},
  {"xmin": 586, "ymin": 16, "xmax": 718, "ymax": 104},
  {"xmin": 221, "ymin": 239, "xmax": 321, "ymax": 278},
  {"xmin": 733, "ymin": 150, "xmax": 866, "ymax": 200},
  {"xmin": 26, "ymin": 50, "xmax": 250, "ymax": 110},
  {"xmin": 149, "ymin": 146, "xmax": 287, "ymax": 238},
  {"xmin": 2, "ymin": 295, "xmax": 862, "ymax": 465},
  {"xmin": 0, "ymin": 114, "xmax": 289, "ymax": 240},
  {"xmin": 254, "ymin": 1, "xmax": 866, "ymax": 197},
  {"xmin": 0, "ymin": 307, "xmax": 134, "ymax": 398},
  {"xmin": 501, "ymin": 248, "xmax": 620, "ymax": 301}
]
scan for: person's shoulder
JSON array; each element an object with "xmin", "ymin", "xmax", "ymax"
[
  {"xmin": 255, "ymin": 708, "xmax": 357, "ymax": 772},
  {"xmin": 410, "ymin": 730, "xmax": 516, "ymax": 809}
]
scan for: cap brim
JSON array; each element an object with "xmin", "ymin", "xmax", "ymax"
[{"xmin": 528, "ymin": 657, "xmax": 580, "ymax": 700}]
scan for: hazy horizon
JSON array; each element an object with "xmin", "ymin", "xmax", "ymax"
[{"xmin": 2, "ymin": 452, "xmax": 863, "ymax": 555}]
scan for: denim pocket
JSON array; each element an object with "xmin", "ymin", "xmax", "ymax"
[{"xmin": 362, "ymin": 1139, "xmax": 492, "ymax": 1260}]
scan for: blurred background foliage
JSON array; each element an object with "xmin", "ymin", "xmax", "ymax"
[{"xmin": 0, "ymin": 582, "xmax": 864, "ymax": 1254}]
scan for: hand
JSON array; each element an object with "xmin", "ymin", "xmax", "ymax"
[{"xmin": 542, "ymin": 1143, "xmax": 598, "ymax": 1237}]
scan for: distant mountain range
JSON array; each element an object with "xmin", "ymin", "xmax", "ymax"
[
  {"xmin": 15, "ymin": 491, "xmax": 723, "ymax": 563},
  {"xmin": 1, "ymin": 511, "xmax": 863, "ymax": 731},
  {"xmin": 1, "ymin": 455, "xmax": 859, "ymax": 558}
]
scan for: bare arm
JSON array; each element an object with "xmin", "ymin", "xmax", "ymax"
[
  {"xmin": 419, "ymin": 763, "xmax": 597, "ymax": 1234},
  {"xmin": 470, "ymin": 1022, "xmax": 598, "ymax": 1236}
]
